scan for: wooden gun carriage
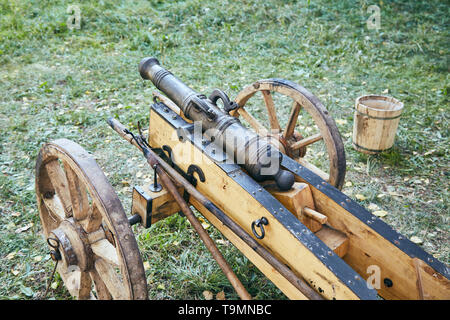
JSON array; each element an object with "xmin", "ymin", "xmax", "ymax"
[{"xmin": 35, "ymin": 58, "xmax": 450, "ymax": 300}]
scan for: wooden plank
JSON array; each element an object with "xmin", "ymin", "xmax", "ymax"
[
  {"xmin": 315, "ymin": 224, "xmax": 349, "ymax": 258},
  {"xmin": 301, "ymin": 181, "xmax": 450, "ymax": 300}
]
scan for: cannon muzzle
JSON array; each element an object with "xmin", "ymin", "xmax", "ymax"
[{"xmin": 139, "ymin": 57, "xmax": 201, "ymax": 117}]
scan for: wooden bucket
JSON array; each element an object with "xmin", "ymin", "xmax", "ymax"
[{"xmin": 352, "ymin": 95, "xmax": 403, "ymax": 154}]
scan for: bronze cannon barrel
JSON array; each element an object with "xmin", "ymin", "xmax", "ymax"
[{"xmin": 139, "ymin": 57, "xmax": 294, "ymax": 191}]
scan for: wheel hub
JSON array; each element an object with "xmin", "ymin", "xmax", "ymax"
[
  {"xmin": 49, "ymin": 220, "xmax": 92, "ymax": 271},
  {"xmin": 264, "ymin": 131, "xmax": 307, "ymax": 159}
]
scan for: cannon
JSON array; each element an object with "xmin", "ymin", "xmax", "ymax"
[{"xmin": 35, "ymin": 58, "xmax": 450, "ymax": 300}]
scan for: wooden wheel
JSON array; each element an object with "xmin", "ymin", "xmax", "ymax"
[
  {"xmin": 234, "ymin": 79, "xmax": 346, "ymax": 190},
  {"xmin": 35, "ymin": 138, "xmax": 147, "ymax": 299}
]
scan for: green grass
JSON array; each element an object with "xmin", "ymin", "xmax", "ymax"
[{"xmin": 0, "ymin": 0, "xmax": 448, "ymax": 300}]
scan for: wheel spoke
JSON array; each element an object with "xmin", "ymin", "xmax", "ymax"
[
  {"xmin": 261, "ymin": 90, "xmax": 280, "ymax": 132},
  {"xmin": 237, "ymin": 108, "xmax": 269, "ymax": 135},
  {"xmin": 91, "ymin": 239, "xmax": 120, "ymax": 267},
  {"xmin": 58, "ymin": 265, "xmax": 92, "ymax": 299},
  {"xmin": 64, "ymin": 162, "xmax": 90, "ymax": 221},
  {"xmin": 297, "ymin": 157, "xmax": 329, "ymax": 181},
  {"xmin": 77, "ymin": 271, "xmax": 93, "ymax": 300},
  {"xmin": 283, "ymin": 101, "xmax": 301, "ymax": 139},
  {"xmin": 291, "ymin": 133, "xmax": 323, "ymax": 150},
  {"xmin": 81, "ymin": 203, "xmax": 103, "ymax": 233},
  {"xmin": 45, "ymin": 160, "xmax": 72, "ymax": 217},
  {"xmin": 42, "ymin": 194, "xmax": 66, "ymax": 222},
  {"xmin": 95, "ymin": 259, "xmax": 127, "ymax": 299},
  {"xmin": 90, "ymin": 267, "xmax": 113, "ymax": 300}
]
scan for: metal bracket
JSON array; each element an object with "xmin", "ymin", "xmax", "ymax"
[
  {"xmin": 187, "ymin": 164, "xmax": 206, "ymax": 187},
  {"xmin": 181, "ymin": 164, "xmax": 206, "ymax": 213}
]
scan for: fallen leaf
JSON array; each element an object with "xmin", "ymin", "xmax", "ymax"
[
  {"xmin": 33, "ymin": 255, "xmax": 43, "ymax": 262},
  {"xmin": 20, "ymin": 286, "xmax": 34, "ymax": 297},
  {"xmin": 11, "ymin": 268, "xmax": 20, "ymax": 276},
  {"xmin": 15, "ymin": 223, "xmax": 33, "ymax": 233},
  {"xmin": 157, "ymin": 284, "xmax": 165, "ymax": 290},
  {"xmin": 6, "ymin": 252, "xmax": 17, "ymax": 260},
  {"xmin": 345, "ymin": 181, "xmax": 353, "ymax": 187},
  {"xmin": 373, "ymin": 210, "xmax": 388, "ymax": 217},
  {"xmin": 198, "ymin": 217, "xmax": 210, "ymax": 230},
  {"xmin": 410, "ymin": 236, "xmax": 423, "ymax": 244},
  {"xmin": 383, "ymin": 89, "xmax": 389, "ymax": 94},
  {"xmin": 335, "ymin": 119, "xmax": 348, "ymax": 125},
  {"xmin": 143, "ymin": 261, "xmax": 150, "ymax": 271},
  {"xmin": 121, "ymin": 180, "xmax": 130, "ymax": 186},
  {"xmin": 51, "ymin": 282, "xmax": 58, "ymax": 289},
  {"xmin": 216, "ymin": 239, "xmax": 229, "ymax": 246},
  {"xmin": 355, "ymin": 194, "xmax": 367, "ymax": 201},
  {"xmin": 6, "ymin": 222, "xmax": 16, "ymax": 230},
  {"xmin": 377, "ymin": 193, "xmax": 386, "ymax": 198},
  {"xmin": 368, "ymin": 203, "xmax": 379, "ymax": 211},
  {"xmin": 203, "ymin": 290, "xmax": 213, "ymax": 300},
  {"xmin": 216, "ymin": 291, "xmax": 226, "ymax": 300},
  {"xmin": 11, "ymin": 212, "xmax": 21, "ymax": 217}
]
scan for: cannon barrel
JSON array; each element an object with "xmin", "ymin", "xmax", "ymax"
[{"xmin": 139, "ymin": 57, "xmax": 294, "ymax": 191}]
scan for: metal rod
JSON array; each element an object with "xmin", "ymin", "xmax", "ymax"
[
  {"xmin": 128, "ymin": 214, "xmax": 142, "ymax": 226},
  {"xmin": 107, "ymin": 117, "xmax": 324, "ymax": 300}
]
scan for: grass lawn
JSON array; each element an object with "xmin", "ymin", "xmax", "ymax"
[{"xmin": 0, "ymin": 0, "xmax": 448, "ymax": 299}]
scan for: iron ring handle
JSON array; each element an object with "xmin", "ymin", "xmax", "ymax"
[
  {"xmin": 209, "ymin": 89, "xmax": 238, "ymax": 114},
  {"xmin": 251, "ymin": 217, "xmax": 269, "ymax": 239},
  {"xmin": 47, "ymin": 237, "xmax": 60, "ymax": 249}
]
